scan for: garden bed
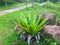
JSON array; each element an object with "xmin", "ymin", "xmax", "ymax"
[{"xmin": 0, "ymin": 2, "xmax": 60, "ymax": 45}]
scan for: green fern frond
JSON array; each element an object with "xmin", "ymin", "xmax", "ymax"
[{"xmin": 16, "ymin": 13, "xmax": 47, "ymax": 36}]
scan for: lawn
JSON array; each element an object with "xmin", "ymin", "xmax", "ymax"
[
  {"xmin": 0, "ymin": 2, "xmax": 30, "ymax": 11},
  {"xmin": 0, "ymin": 5, "xmax": 42, "ymax": 45},
  {"xmin": 0, "ymin": 2, "xmax": 60, "ymax": 45}
]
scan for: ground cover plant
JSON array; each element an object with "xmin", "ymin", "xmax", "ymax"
[{"xmin": 0, "ymin": 2, "xmax": 60, "ymax": 45}]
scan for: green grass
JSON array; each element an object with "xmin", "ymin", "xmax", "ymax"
[
  {"xmin": 0, "ymin": 2, "xmax": 60, "ymax": 45},
  {"xmin": 55, "ymin": 2, "xmax": 60, "ymax": 5},
  {"xmin": 0, "ymin": 2, "xmax": 30, "ymax": 11},
  {"xmin": 0, "ymin": 5, "xmax": 42, "ymax": 45}
]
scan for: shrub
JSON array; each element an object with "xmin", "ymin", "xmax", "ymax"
[
  {"xmin": 15, "ymin": 13, "xmax": 47, "ymax": 45},
  {"xmin": 42, "ymin": 2, "xmax": 60, "ymax": 11},
  {"xmin": 16, "ymin": 13, "xmax": 47, "ymax": 36}
]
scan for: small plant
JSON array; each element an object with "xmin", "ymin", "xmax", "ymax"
[{"xmin": 15, "ymin": 13, "xmax": 47, "ymax": 45}]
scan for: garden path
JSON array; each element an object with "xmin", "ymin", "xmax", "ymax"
[
  {"xmin": 0, "ymin": 2, "xmax": 46, "ymax": 16},
  {"xmin": 0, "ymin": 4, "xmax": 32, "ymax": 16}
]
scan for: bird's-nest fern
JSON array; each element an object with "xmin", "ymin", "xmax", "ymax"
[{"xmin": 15, "ymin": 13, "xmax": 47, "ymax": 45}]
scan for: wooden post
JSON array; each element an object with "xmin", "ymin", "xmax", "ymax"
[{"xmin": 32, "ymin": 0, "xmax": 34, "ymax": 8}]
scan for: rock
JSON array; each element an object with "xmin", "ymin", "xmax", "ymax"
[
  {"xmin": 42, "ymin": 13, "xmax": 56, "ymax": 25},
  {"xmin": 12, "ymin": 42, "xmax": 20, "ymax": 45},
  {"xmin": 57, "ymin": 20, "xmax": 60, "ymax": 26},
  {"xmin": 33, "ymin": 41, "xmax": 38, "ymax": 45},
  {"xmin": 20, "ymin": 32, "xmax": 41, "ymax": 45},
  {"xmin": 44, "ymin": 25, "xmax": 60, "ymax": 42},
  {"xmin": 15, "ymin": 25, "xmax": 21, "ymax": 32},
  {"xmin": 20, "ymin": 31, "xmax": 28, "ymax": 41}
]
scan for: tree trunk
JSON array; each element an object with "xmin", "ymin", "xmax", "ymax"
[
  {"xmin": 0, "ymin": 0, "xmax": 3, "ymax": 5},
  {"xmin": 5, "ymin": 1, "xmax": 8, "ymax": 7}
]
